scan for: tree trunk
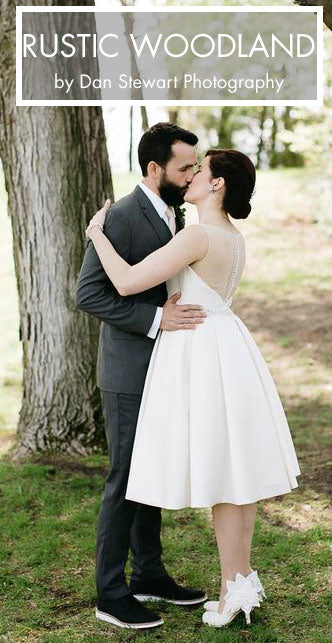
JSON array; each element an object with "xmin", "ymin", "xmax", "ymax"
[
  {"xmin": 294, "ymin": 1, "xmax": 332, "ymax": 31},
  {"xmin": 217, "ymin": 107, "xmax": 234, "ymax": 149},
  {"xmin": 0, "ymin": 0, "xmax": 113, "ymax": 458},
  {"xmin": 140, "ymin": 107, "xmax": 149, "ymax": 131},
  {"xmin": 168, "ymin": 109, "xmax": 179, "ymax": 124},
  {"xmin": 122, "ymin": 2, "xmax": 145, "ymax": 101},
  {"xmin": 256, "ymin": 107, "xmax": 267, "ymax": 170},
  {"xmin": 129, "ymin": 106, "xmax": 133, "ymax": 171},
  {"xmin": 269, "ymin": 107, "xmax": 279, "ymax": 169}
]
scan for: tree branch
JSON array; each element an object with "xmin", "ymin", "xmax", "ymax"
[{"xmin": 294, "ymin": 1, "xmax": 332, "ymax": 31}]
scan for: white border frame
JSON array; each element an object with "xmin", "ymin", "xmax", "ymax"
[{"xmin": 16, "ymin": 5, "xmax": 324, "ymax": 107}]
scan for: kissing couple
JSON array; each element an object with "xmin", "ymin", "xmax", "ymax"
[{"xmin": 76, "ymin": 122, "xmax": 300, "ymax": 630}]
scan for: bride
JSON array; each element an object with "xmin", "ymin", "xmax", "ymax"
[{"xmin": 85, "ymin": 148, "xmax": 300, "ymax": 628}]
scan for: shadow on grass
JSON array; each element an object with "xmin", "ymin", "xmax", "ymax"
[
  {"xmin": 235, "ymin": 288, "xmax": 332, "ymax": 372},
  {"xmin": 286, "ymin": 398, "xmax": 332, "ymax": 496}
]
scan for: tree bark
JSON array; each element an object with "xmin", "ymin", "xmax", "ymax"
[
  {"xmin": 217, "ymin": 107, "xmax": 234, "ymax": 149},
  {"xmin": 168, "ymin": 109, "xmax": 178, "ymax": 125},
  {"xmin": 269, "ymin": 107, "xmax": 279, "ymax": 169},
  {"xmin": 294, "ymin": 1, "xmax": 332, "ymax": 31},
  {"xmin": 129, "ymin": 106, "xmax": 133, "ymax": 171},
  {"xmin": 256, "ymin": 107, "xmax": 267, "ymax": 170},
  {"xmin": 0, "ymin": 0, "xmax": 113, "ymax": 458},
  {"xmin": 140, "ymin": 107, "xmax": 149, "ymax": 131}
]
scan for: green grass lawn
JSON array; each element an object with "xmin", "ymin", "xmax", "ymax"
[
  {"xmin": 0, "ymin": 456, "xmax": 331, "ymax": 643},
  {"xmin": 0, "ymin": 167, "xmax": 331, "ymax": 642}
]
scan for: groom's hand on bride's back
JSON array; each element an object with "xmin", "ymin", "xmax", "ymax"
[{"xmin": 161, "ymin": 292, "xmax": 207, "ymax": 331}]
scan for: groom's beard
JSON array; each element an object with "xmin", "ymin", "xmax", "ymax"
[{"xmin": 158, "ymin": 172, "xmax": 189, "ymax": 206}]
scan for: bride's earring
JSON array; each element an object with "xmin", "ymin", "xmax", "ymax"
[{"xmin": 210, "ymin": 184, "xmax": 216, "ymax": 193}]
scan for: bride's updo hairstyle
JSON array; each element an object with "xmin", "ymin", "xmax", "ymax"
[{"xmin": 205, "ymin": 149, "xmax": 256, "ymax": 219}]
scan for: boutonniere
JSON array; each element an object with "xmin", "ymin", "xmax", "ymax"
[{"xmin": 176, "ymin": 205, "xmax": 187, "ymax": 226}]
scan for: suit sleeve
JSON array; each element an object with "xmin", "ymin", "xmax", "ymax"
[{"xmin": 76, "ymin": 207, "xmax": 158, "ymax": 335}]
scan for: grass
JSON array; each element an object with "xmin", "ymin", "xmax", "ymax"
[
  {"xmin": 0, "ymin": 167, "xmax": 332, "ymax": 641},
  {"xmin": 0, "ymin": 457, "xmax": 331, "ymax": 643}
]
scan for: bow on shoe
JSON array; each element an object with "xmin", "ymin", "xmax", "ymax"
[
  {"xmin": 204, "ymin": 569, "xmax": 266, "ymax": 612},
  {"xmin": 224, "ymin": 573, "xmax": 261, "ymax": 623},
  {"xmin": 202, "ymin": 573, "xmax": 261, "ymax": 628},
  {"xmin": 247, "ymin": 569, "xmax": 267, "ymax": 600}
]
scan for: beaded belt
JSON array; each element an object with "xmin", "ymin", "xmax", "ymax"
[{"xmin": 205, "ymin": 304, "xmax": 235, "ymax": 317}]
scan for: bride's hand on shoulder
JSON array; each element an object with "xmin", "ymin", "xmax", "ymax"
[{"xmin": 86, "ymin": 198, "xmax": 112, "ymax": 239}]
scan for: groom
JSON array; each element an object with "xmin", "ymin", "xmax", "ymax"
[{"xmin": 76, "ymin": 123, "xmax": 207, "ymax": 629}]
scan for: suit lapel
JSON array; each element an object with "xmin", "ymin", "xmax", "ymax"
[{"xmin": 134, "ymin": 185, "xmax": 173, "ymax": 245}]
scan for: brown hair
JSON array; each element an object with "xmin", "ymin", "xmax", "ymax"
[
  {"xmin": 138, "ymin": 122, "xmax": 198, "ymax": 176},
  {"xmin": 205, "ymin": 149, "xmax": 256, "ymax": 219}
]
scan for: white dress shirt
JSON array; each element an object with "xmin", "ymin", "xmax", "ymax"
[{"xmin": 138, "ymin": 181, "xmax": 176, "ymax": 339}]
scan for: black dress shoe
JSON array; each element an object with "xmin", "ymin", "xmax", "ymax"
[
  {"xmin": 129, "ymin": 575, "xmax": 208, "ymax": 606},
  {"xmin": 96, "ymin": 594, "xmax": 164, "ymax": 629}
]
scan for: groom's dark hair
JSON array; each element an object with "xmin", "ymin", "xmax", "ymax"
[{"xmin": 138, "ymin": 122, "xmax": 198, "ymax": 176}]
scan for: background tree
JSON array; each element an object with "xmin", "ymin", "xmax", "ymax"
[
  {"xmin": 294, "ymin": 1, "xmax": 332, "ymax": 31},
  {"xmin": 129, "ymin": 106, "xmax": 134, "ymax": 171},
  {"xmin": 0, "ymin": 0, "xmax": 113, "ymax": 458},
  {"xmin": 120, "ymin": 0, "xmax": 149, "ymax": 169},
  {"xmin": 216, "ymin": 107, "xmax": 236, "ymax": 149},
  {"xmin": 269, "ymin": 108, "xmax": 279, "ymax": 168},
  {"xmin": 256, "ymin": 107, "xmax": 268, "ymax": 169}
]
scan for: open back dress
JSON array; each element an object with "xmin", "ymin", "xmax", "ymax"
[{"xmin": 125, "ymin": 223, "xmax": 300, "ymax": 509}]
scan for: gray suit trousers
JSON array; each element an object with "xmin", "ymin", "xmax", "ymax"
[{"xmin": 96, "ymin": 391, "xmax": 168, "ymax": 600}]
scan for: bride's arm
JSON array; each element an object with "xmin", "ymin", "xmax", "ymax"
[{"xmin": 88, "ymin": 223, "xmax": 208, "ymax": 296}]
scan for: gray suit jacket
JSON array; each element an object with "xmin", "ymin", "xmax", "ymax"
[{"xmin": 76, "ymin": 185, "xmax": 184, "ymax": 394}]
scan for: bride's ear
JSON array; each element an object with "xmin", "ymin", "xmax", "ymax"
[
  {"xmin": 210, "ymin": 177, "xmax": 225, "ymax": 193},
  {"xmin": 214, "ymin": 177, "xmax": 225, "ymax": 191}
]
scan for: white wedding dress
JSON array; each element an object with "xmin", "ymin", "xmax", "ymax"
[{"xmin": 125, "ymin": 223, "xmax": 300, "ymax": 509}]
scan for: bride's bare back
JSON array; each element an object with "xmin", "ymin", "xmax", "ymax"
[{"xmin": 190, "ymin": 223, "xmax": 246, "ymax": 304}]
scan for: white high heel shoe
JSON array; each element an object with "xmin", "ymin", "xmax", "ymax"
[
  {"xmin": 202, "ymin": 573, "xmax": 260, "ymax": 628},
  {"xmin": 204, "ymin": 569, "xmax": 266, "ymax": 612}
]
